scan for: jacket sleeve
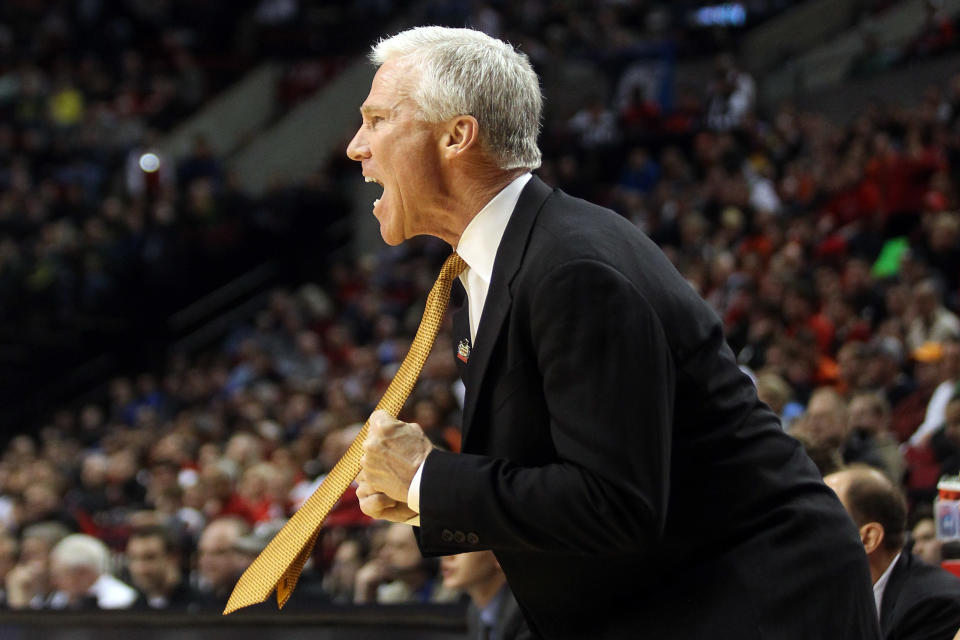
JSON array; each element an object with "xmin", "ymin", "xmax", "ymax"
[{"xmin": 418, "ymin": 258, "xmax": 675, "ymax": 555}]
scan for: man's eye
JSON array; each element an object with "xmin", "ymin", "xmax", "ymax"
[{"xmin": 367, "ymin": 116, "xmax": 384, "ymax": 128}]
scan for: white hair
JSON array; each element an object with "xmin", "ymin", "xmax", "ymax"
[
  {"xmin": 51, "ymin": 533, "xmax": 110, "ymax": 574},
  {"xmin": 371, "ymin": 26, "xmax": 542, "ymax": 171}
]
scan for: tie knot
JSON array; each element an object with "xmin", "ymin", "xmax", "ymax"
[{"xmin": 442, "ymin": 252, "xmax": 468, "ymax": 280}]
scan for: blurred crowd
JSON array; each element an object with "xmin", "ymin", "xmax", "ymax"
[
  {"xmin": 0, "ymin": 252, "xmax": 478, "ymax": 610},
  {"xmin": 1, "ymin": 0, "xmax": 960, "ymax": 622},
  {"xmin": 0, "ymin": 0, "xmax": 252, "ymax": 328},
  {"xmin": 0, "ymin": 0, "xmax": 388, "ymax": 333}
]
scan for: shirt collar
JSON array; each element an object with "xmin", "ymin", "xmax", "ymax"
[
  {"xmin": 456, "ymin": 173, "xmax": 532, "ymax": 284},
  {"xmin": 873, "ymin": 551, "xmax": 901, "ymax": 618}
]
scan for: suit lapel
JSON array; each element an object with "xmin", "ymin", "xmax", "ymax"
[
  {"xmin": 878, "ymin": 552, "xmax": 908, "ymax": 634},
  {"xmin": 461, "ymin": 175, "xmax": 553, "ymax": 444}
]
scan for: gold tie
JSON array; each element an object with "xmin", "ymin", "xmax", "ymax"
[{"xmin": 224, "ymin": 252, "xmax": 467, "ymax": 614}]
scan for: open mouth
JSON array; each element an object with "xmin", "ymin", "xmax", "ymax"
[{"xmin": 365, "ymin": 176, "xmax": 384, "ymax": 208}]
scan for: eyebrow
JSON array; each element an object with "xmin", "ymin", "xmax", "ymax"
[{"xmin": 360, "ymin": 104, "xmax": 389, "ymax": 117}]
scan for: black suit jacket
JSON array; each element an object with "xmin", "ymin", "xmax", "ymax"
[
  {"xmin": 880, "ymin": 552, "xmax": 960, "ymax": 640},
  {"xmin": 417, "ymin": 176, "xmax": 880, "ymax": 639}
]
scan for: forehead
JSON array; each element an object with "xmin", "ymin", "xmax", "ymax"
[
  {"xmin": 808, "ymin": 395, "xmax": 840, "ymax": 414},
  {"xmin": 361, "ymin": 58, "xmax": 417, "ymax": 114},
  {"xmin": 200, "ymin": 525, "xmax": 237, "ymax": 547},
  {"xmin": 129, "ymin": 536, "xmax": 165, "ymax": 553},
  {"xmin": 913, "ymin": 520, "xmax": 935, "ymax": 535}
]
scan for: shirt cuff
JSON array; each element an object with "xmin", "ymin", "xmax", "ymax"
[
  {"xmin": 402, "ymin": 460, "xmax": 425, "ymax": 527},
  {"xmin": 408, "ymin": 459, "xmax": 425, "ymax": 512}
]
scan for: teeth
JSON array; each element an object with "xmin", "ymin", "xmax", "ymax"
[
  {"xmin": 373, "ymin": 198, "xmax": 380, "ymax": 207},
  {"xmin": 364, "ymin": 176, "xmax": 382, "ymax": 185}
]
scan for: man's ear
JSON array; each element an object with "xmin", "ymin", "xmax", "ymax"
[
  {"xmin": 859, "ymin": 522, "xmax": 885, "ymax": 555},
  {"xmin": 440, "ymin": 115, "xmax": 480, "ymax": 158}
]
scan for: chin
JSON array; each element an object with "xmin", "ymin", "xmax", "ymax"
[
  {"xmin": 375, "ymin": 208, "xmax": 403, "ymax": 246},
  {"xmin": 379, "ymin": 228, "xmax": 404, "ymax": 246}
]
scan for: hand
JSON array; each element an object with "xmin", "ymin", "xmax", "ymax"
[
  {"xmin": 356, "ymin": 474, "xmax": 419, "ymax": 522},
  {"xmin": 353, "ymin": 558, "xmax": 390, "ymax": 603},
  {"xmin": 5, "ymin": 562, "xmax": 43, "ymax": 609},
  {"xmin": 360, "ymin": 410, "xmax": 434, "ymax": 502}
]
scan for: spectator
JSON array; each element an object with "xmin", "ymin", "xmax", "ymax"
[
  {"xmin": 825, "ymin": 467, "xmax": 960, "ymax": 638},
  {"xmin": 911, "ymin": 517, "xmax": 943, "ymax": 567},
  {"xmin": 566, "ymin": 96, "xmax": 618, "ymax": 149},
  {"xmin": 754, "ymin": 370, "xmax": 797, "ymax": 425},
  {"xmin": 907, "ymin": 279, "xmax": 960, "ymax": 351},
  {"xmin": 323, "ymin": 536, "xmax": 368, "ymax": 603},
  {"xmin": 617, "ymin": 148, "xmax": 661, "ymax": 197},
  {"xmin": 892, "ymin": 342, "xmax": 944, "ymax": 443},
  {"xmin": 194, "ymin": 516, "xmax": 250, "ymax": 610},
  {"xmin": 5, "ymin": 521, "xmax": 70, "ymax": 609},
  {"xmin": 846, "ymin": 392, "xmax": 905, "ymax": 483},
  {"xmin": 48, "ymin": 534, "xmax": 138, "ymax": 610},
  {"xmin": 916, "ymin": 211, "xmax": 960, "ymax": 293},
  {"xmin": 705, "ymin": 53, "xmax": 754, "ymax": 131},
  {"xmin": 18, "ymin": 478, "xmax": 77, "ymax": 533},
  {"xmin": 0, "ymin": 531, "xmax": 18, "ymax": 607},
  {"xmin": 791, "ymin": 386, "xmax": 850, "ymax": 455},
  {"xmin": 791, "ymin": 429, "xmax": 845, "ymax": 477},
  {"xmin": 354, "ymin": 523, "xmax": 455, "ymax": 604},
  {"xmin": 865, "ymin": 336, "xmax": 914, "ymax": 410},
  {"xmin": 911, "ymin": 338, "xmax": 960, "ymax": 445},
  {"xmin": 837, "ymin": 341, "xmax": 871, "ymax": 397},
  {"xmin": 441, "ymin": 551, "xmax": 527, "ymax": 640},
  {"xmin": 126, "ymin": 524, "xmax": 198, "ymax": 610},
  {"xmin": 231, "ymin": 462, "xmax": 288, "ymax": 525},
  {"xmin": 68, "ymin": 452, "xmax": 113, "ymax": 517},
  {"xmin": 929, "ymin": 393, "xmax": 960, "ymax": 475}
]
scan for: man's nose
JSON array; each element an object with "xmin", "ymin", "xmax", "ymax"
[{"xmin": 346, "ymin": 128, "xmax": 369, "ymax": 161}]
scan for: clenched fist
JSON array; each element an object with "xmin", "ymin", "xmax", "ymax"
[
  {"xmin": 357, "ymin": 410, "xmax": 434, "ymax": 519},
  {"xmin": 355, "ymin": 478, "xmax": 418, "ymax": 522}
]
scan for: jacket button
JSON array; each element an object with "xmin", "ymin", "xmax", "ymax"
[
  {"xmin": 441, "ymin": 529, "xmax": 453, "ymax": 542},
  {"xmin": 454, "ymin": 530, "xmax": 465, "ymax": 543},
  {"xmin": 466, "ymin": 532, "xmax": 479, "ymax": 545}
]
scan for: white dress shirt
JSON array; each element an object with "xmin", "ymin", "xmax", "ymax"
[
  {"xmin": 873, "ymin": 551, "xmax": 901, "ymax": 620},
  {"xmin": 405, "ymin": 172, "xmax": 532, "ymax": 522}
]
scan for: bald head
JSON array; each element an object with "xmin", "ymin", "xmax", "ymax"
[
  {"xmin": 825, "ymin": 466, "xmax": 906, "ymax": 553},
  {"xmin": 198, "ymin": 517, "xmax": 250, "ymax": 592}
]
